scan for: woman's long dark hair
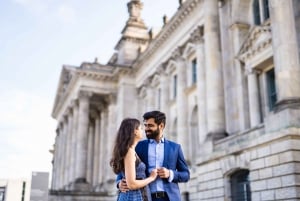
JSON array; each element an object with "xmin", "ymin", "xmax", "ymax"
[{"xmin": 110, "ymin": 118, "xmax": 140, "ymax": 174}]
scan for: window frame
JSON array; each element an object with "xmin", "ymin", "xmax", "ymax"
[
  {"xmin": 230, "ymin": 169, "xmax": 251, "ymax": 201},
  {"xmin": 252, "ymin": 0, "xmax": 270, "ymax": 25}
]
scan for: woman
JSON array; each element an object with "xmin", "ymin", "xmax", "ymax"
[{"xmin": 110, "ymin": 118, "xmax": 157, "ymax": 201}]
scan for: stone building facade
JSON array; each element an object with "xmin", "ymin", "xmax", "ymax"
[{"xmin": 49, "ymin": 0, "xmax": 300, "ymax": 200}]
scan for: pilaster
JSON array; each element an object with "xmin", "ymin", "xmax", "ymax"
[
  {"xmin": 173, "ymin": 47, "xmax": 189, "ymax": 158},
  {"xmin": 192, "ymin": 26, "xmax": 207, "ymax": 145},
  {"xmin": 158, "ymin": 64, "xmax": 170, "ymax": 135},
  {"xmin": 270, "ymin": 0, "xmax": 300, "ymax": 111},
  {"xmin": 246, "ymin": 68, "xmax": 262, "ymax": 127},
  {"xmin": 204, "ymin": 0, "xmax": 226, "ymax": 140}
]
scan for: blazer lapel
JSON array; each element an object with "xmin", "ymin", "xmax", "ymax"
[{"xmin": 163, "ymin": 139, "xmax": 170, "ymax": 168}]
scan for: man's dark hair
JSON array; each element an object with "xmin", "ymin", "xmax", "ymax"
[{"xmin": 143, "ymin": 111, "xmax": 166, "ymax": 126}]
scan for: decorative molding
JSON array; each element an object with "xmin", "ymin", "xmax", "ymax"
[
  {"xmin": 166, "ymin": 59, "xmax": 177, "ymax": 75},
  {"xmin": 151, "ymin": 74, "xmax": 161, "ymax": 87},
  {"xmin": 132, "ymin": 0, "xmax": 201, "ymax": 68},
  {"xmin": 190, "ymin": 26, "xmax": 204, "ymax": 44},
  {"xmin": 237, "ymin": 25, "xmax": 272, "ymax": 62},
  {"xmin": 165, "ymin": 59, "xmax": 177, "ymax": 75},
  {"xmin": 138, "ymin": 86, "xmax": 147, "ymax": 98},
  {"xmin": 182, "ymin": 42, "xmax": 196, "ymax": 59},
  {"xmin": 78, "ymin": 90, "xmax": 92, "ymax": 100}
]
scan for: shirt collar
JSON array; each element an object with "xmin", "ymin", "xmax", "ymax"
[{"xmin": 149, "ymin": 137, "xmax": 165, "ymax": 144}]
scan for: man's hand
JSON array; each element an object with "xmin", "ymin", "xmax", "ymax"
[
  {"xmin": 157, "ymin": 167, "xmax": 170, "ymax": 179},
  {"xmin": 118, "ymin": 179, "xmax": 129, "ymax": 192}
]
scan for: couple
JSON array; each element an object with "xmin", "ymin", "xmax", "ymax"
[{"xmin": 110, "ymin": 111, "xmax": 190, "ymax": 201}]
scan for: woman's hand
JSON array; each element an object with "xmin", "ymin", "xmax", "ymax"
[
  {"xmin": 149, "ymin": 168, "xmax": 158, "ymax": 181},
  {"xmin": 119, "ymin": 178, "xmax": 129, "ymax": 192}
]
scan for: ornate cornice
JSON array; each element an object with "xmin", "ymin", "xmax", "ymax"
[
  {"xmin": 52, "ymin": 62, "xmax": 125, "ymax": 118},
  {"xmin": 132, "ymin": 0, "xmax": 202, "ymax": 68}
]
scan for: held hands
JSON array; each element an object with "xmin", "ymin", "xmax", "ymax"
[
  {"xmin": 118, "ymin": 168, "xmax": 170, "ymax": 192},
  {"xmin": 149, "ymin": 168, "xmax": 158, "ymax": 181},
  {"xmin": 157, "ymin": 167, "xmax": 170, "ymax": 179}
]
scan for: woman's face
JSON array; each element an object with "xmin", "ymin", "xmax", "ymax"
[{"xmin": 135, "ymin": 124, "xmax": 144, "ymax": 140}]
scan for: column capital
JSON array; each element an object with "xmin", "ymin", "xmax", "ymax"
[
  {"xmin": 155, "ymin": 63, "xmax": 168, "ymax": 76},
  {"xmin": 78, "ymin": 91, "xmax": 92, "ymax": 100},
  {"xmin": 107, "ymin": 93, "xmax": 117, "ymax": 104},
  {"xmin": 90, "ymin": 108, "xmax": 100, "ymax": 119},
  {"xmin": 190, "ymin": 26, "xmax": 204, "ymax": 44},
  {"xmin": 171, "ymin": 47, "xmax": 185, "ymax": 62},
  {"xmin": 245, "ymin": 67, "xmax": 261, "ymax": 76},
  {"xmin": 71, "ymin": 99, "xmax": 79, "ymax": 108},
  {"xmin": 65, "ymin": 107, "xmax": 73, "ymax": 116}
]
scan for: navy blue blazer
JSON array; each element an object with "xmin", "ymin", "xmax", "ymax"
[{"xmin": 135, "ymin": 139, "xmax": 190, "ymax": 201}]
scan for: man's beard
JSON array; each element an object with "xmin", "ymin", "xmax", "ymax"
[{"xmin": 145, "ymin": 128, "xmax": 160, "ymax": 139}]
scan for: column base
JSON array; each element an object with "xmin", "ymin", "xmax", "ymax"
[{"xmin": 69, "ymin": 178, "xmax": 92, "ymax": 191}]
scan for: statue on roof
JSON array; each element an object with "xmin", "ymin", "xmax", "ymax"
[{"xmin": 127, "ymin": 0, "xmax": 143, "ymax": 22}]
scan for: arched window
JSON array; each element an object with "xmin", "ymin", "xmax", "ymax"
[{"xmin": 230, "ymin": 169, "xmax": 251, "ymax": 201}]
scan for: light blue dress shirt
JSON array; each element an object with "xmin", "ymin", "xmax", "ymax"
[{"xmin": 148, "ymin": 138, "xmax": 174, "ymax": 193}]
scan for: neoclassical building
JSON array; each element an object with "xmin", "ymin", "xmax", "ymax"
[{"xmin": 49, "ymin": 0, "xmax": 300, "ymax": 200}]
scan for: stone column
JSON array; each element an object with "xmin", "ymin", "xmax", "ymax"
[
  {"xmin": 56, "ymin": 125, "xmax": 63, "ymax": 189},
  {"xmin": 230, "ymin": 23, "xmax": 250, "ymax": 131},
  {"xmin": 61, "ymin": 117, "xmax": 68, "ymax": 188},
  {"xmin": 72, "ymin": 91, "xmax": 91, "ymax": 190},
  {"xmin": 269, "ymin": 0, "xmax": 300, "ymax": 110},
  {"xmin": 53, "ymin": 131, "xmax": 59, "ymax": 190},
  {"xmin": 65, "ymin": 108, "xmax": 73, "ymax": 187},
  {"xmin": 158, "ymin": 66, "xmax": 170, "ymax": 135},
  {"xmin": 69, "ymin": 100, "xmax": 78, "ymax": 184},
  {"xmin": 98, "ymin": 109, "xmax": 108, "ymax": 188},
  {"xmin": 204, "ymin": 0, "xmax": 226, "ymax": 140},
  {"xmin": 246, "ymin": 68, "xmax": 261, "ymax": 127},
  {"xmin": 104, "ymin": 103, "xmax": 117, "ymax": 193},
  {"xmin": 174, "ymin": 51, "xmax": 189, "ymax": 158},
  {"xmin": 192, "ymin": 26, "xmax": 207, "ymax": 145},
  {"xmin": 92, "ymin": 111, "xmax": 101, "ymax": 186},
  {"xmin": 116, "ymin": 77, "xmax": 137, "ymax": 120},
  {"xmin": 87, "ymin": 121, "xmax": 95, "ymax": 184},
  {"xmin": 146, "ymin": 86, "xmax": 155, "ymax": 111}
]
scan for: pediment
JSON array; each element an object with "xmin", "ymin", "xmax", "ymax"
[{"xmin": 237, "ymin": 25, "xmax": 272, "ymax": 62}]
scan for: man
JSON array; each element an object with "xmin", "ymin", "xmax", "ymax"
[{"xmin": 118, "ymin": 110, "xmax": 190, "ymax": 201}]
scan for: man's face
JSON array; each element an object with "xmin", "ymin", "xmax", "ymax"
[{"xmin": 143, "ymin": 118, "xmax": 160, "ymax": 140}]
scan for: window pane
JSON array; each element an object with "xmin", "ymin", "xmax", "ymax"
[
  {"xmin": 266, "ymin": 68, "xmax": 277, "ymax": 110},
  {"xmin": 263, "ymin": 0, "xmax": 270, "ymax": 20},
  {"xmin": 192, "ymin": 59, "xmax": 197, "ymax": 84},
  {"xmin": 253, "ymin": 0, "xmax": 261, "ymax": 25},
  {"xmin": 231, "ymin": 170, "xmax": 251, "ymax": 201},
  {"xmin": 173, "ymin": 75, "xmax": 177, "ymax": 99}
]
